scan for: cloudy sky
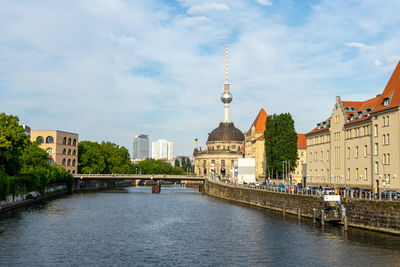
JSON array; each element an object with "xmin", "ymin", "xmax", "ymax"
[{"xmin": 1, "ymin": 0, "xmax": 400, "ymax": 157}]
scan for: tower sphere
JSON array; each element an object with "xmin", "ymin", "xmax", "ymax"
[{"xmin": 221, "ymin": 91, "xmax": 232, "ymax": 104}]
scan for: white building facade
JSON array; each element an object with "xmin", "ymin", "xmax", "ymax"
[
  {"xmin": 152, "ymin": 139, "xmax": 173, "ymax": 160},
  {"xmin": 132, "ymin": 134, "xmax": 149, "ymax": 160}
]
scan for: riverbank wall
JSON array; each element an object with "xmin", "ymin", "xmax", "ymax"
[{"xmin": 205, "ymin": 179, "xmax": 400, "ymax": 235}]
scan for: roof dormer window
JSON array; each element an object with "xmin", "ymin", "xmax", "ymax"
[
  {"xmin": 383, "ymin": 98, "xmax": 390, "ymax": 107},
  {"xmin": 350, "ymin": 114, "xmax": 354, "ymax": 121},
  {"xmin": 358, "ymin": 112, "xmax": 363, "ymax": 119}
]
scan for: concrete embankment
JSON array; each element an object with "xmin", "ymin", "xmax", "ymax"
[
  {"xmin": 205, "ymin": 179, "xmax": 400, "ymax": 235},
  {"xmin": 0, "ymin": 191, "xmax": 67, "ymax": 215}
]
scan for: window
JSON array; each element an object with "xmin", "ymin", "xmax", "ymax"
[
  {"xmin": 45, "ymin": 136, "xmax": 54, "ymax": 143},
  {"xmin": 73, "ymin": 150, "xmax": 76, "ymax": 155},
  {"xmin": 383, "ymin": 98, "xmax": 390, "ymax": 107},
  {"xmin": 384, "ymin": 154, "xmax": 387, "ymax": 164},
  {"xmin": 356, "ymin": 168, "xmax": 359, "ymax": 180},
  {"xmin": 47, "ymin": 158, "xmax": 54, "ymax": 164},
  {"xmin": 327, "ymin": 150, "xmax": 329, "ymax": 161},
  {"xmin": 301, "ymin": 152, "xmax": 304, "ymax": 157},
  {"xmin": 374, "ymin": 125, "xmax": 378, "ymax": 137},
  {"xmin": 36, "ymin": 136, "xmax": 44, "ymax": 143},
  {"xmin": 374, "ymin": 143, "xmax": 378, "ymax": 155},
  {"xmin": 388, "ymin": 153, "xmax": 391, "ymax": 164},
  {"xmin": 383, "ymin": 134, "xmax": 386, "ymax": 145},
  {"xmin": 347, "ymin": 147, "xmax": 350, "ymax": 159},
  {"xmin": 46, "ymin": 148, "xmax": 53, "ymax": 154},
  {"xmin": 364, "ymin": 168, "xmax": 368, "ymax": 181},
  {"xmin": 364, "ymin": 145, "xmax": 368, "ymax": 157},
  {"xmin": 72, "ymin": 159, "xmax": 76, "ymax": 166},
  {"xmin": 68, "ymin": 149, "xmax": 71, "ymax": 155},
  {"xmin": 321, "ymin": 151, "xmax": 323, "ymax": 160},
  {"xmin": 62, "ymin": 158, "xmax": 66, "ymax": 166},
  {"xmin": 73, "ymin": 139, "xmax": 77, "ymax": 146},
  {"xmin": 355, "ymin": 146, "xmax": 359, "ymax": 158},
  {"xmin": 62, "ymin": 149, "xmax": 66, "ymax": 155},
  {"xmin": 67, "ymin": 159, "xmax": 71, "ymax": 166},
  {"xmin": 63, "ymin": 137, "xmax": 66, "ymax": 145},
  {"xmin": 310, "ymin": 152, "xmax": 312, "ymax": 161},
  {"xmin": 347, "ymin": 168, "xmax": 350, "ymax": 180},
  {"xmin": 383, "ymin": 116, "xmax": 386, "ymax": 126},
  {"xmin": 72, "ymin": 170, "xmax": 75, "ymax": 174},
  {"xmin": 68, "ymin": 138, "xmax": 72, "ymax": 145},
  {"xmin": 375, "ymin": 162, "xmax": 379, "ymax": 174},
  {"xmin": 386, "ymin": 115, "xmax": 389, "ymax": 126},
  {"xmin": 387, "ymin": 134, "xmax": 390, "ymax": 144}
]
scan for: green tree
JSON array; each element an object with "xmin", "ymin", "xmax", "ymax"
[
  {"xmin": 264, "ymin": 113, "xmax": 298, "ymax": 178},
  {"xmin": 0, "ymin": 113, "xmax": 30, "ymax": 176},
  {"xmin": 132, "ymin": 158, "xmax": 185, "ymax": 175},
  {"xmin": 0, "ymin": 170, "xmax": 9, "ymax": 201},
  {"xmin": 20, "ymin": 141, "xmax": 49, "ymax": 172},
  {"xmin": 78, "ymin": 141, "xmax": 106, "ymax": 174},
  {"xmin": 175, "ymin": 159, "xmax": 180, "ymax": 168},
  {"xmin": 185, "ymin": 158, "xmax": 192, "ymax": 173},
  {"xmin": 100, "ymin": 142, "xmax": 131, "ymax": 174}
]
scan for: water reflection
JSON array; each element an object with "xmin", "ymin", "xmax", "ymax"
[{"xmin": 0, "ymin": 187, "xmax": 399, "ymax": 266}]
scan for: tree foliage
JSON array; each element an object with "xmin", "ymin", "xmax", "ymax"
[
  {"xmin": 0, "ymin": 113, "xmax": 30, "ymax": 176},
  {"xmin": 78, "ymin": 141, "xmax": 131, "ymax": 174},
  {"xmin": 132, "ymin": 159, "xmax": 185, "ymax": 175},
  {"xmin": 0, "ymin": 112, "xmax": 74, "ymax": 199},
  {"xmin": 264, "ymin": 113, "xmax": 298, "ymax": 178}
]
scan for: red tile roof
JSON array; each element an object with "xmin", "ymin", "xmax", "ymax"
[
  {"xmin": 306, "ymin": 117, "xmax": 331, "ymax": 135},
  {"xmin": 307, "ymin": 61, "xmax": 400, "ymax": 133},
  {"xmin": 249, "ymin": 108, "xmax": 268, "ymax": 132},
  {"xmin": 297, "ymin": 134, "xmax": 306, "ymax": 149},
  {"xmin": 372, "ymin": 61, "xmax": 400, "ymax": 114}
]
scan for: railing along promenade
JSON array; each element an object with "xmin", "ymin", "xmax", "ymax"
[{"xmin": 209, "ymin": 178, "xmax": 400, "ymax": 202}]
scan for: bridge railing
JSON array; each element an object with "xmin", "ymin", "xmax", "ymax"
[{"xmin": 74, "ymin": 174, "xmax": 205, "ymax": 179}]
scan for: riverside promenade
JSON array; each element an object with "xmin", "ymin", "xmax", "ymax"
[{"xmin": 205, "ymin": 178, "xmax": 400, "ymax": 235}]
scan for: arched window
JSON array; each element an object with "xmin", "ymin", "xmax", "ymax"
[
  {"xmin": 72, "ymin": 150, "xmax": 76, "ymax": 155},
  {"xmin": 36, "ymin": 136, "xmax": 44, "ymax": 143},
  {"xmin": 62, "ymin": 149, "xmax": 66, "ymax": 155},
  {"xmin": 68, "ymin": 149, "xmax": 71, "ymax": 155},
  {"xmin": 68, "ymin": 138, "xmax": 72, "ymax": 145},
  {"xmin": 72, "ymin": 170, "xmax": 75, "ymax": 174},
  {"xmin": 73, "ymin": 139, "xmax": 77, "ymax": 146},
  {"xmin": 46, "ymin": 148, "xmax": 53, "ymax": 154},
  {"xmin": 62, "ymin": 158, "xmax": 66, "ymax": 166},
  {"xmin": 46, "ymin": 136, "xmax": 54, "ymax": 143},
  {"xmin": 67, "ymin": 159, "xmax": 71, "ymax": 166},
  {"xmin": 63, "ymin": 137, "xmax": 66, "ymax": 145},
  {"xmin": 68, "ymin": 170, "xmax": 71, "ymax": 173},
  {"xmin": 72, "ymin": 159, "xmax": 76, "ymax": 166},
  {"xmin": 47, "ymin": 158, "xmax": 54, "ymax": 164}
]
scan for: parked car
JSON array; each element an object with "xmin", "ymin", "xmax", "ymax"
[
  {"xmin": 248, "ymin": 183, "xmax": 256, "ymax": 188},
  {"xmin": 347, "ymin": 187, "xmax": 361, "ymax": 197},
  {"xmin": 322, "ymin": 187, "xmax": 334, "ymax": 195},
  {"xmin": 359, "ymin": 188, "xmax": 372, "ymax": 198},
  {"xmin": 376, "ymin": 190, "xmax": 400, "ymax": 200}
]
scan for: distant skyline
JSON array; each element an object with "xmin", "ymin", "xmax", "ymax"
[{"xmin": 1, "ymin": 0, "xmax": 400, "ymax": 156}]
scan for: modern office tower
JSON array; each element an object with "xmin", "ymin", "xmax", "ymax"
[
  {"xmin": 132, "ymin": 134, "xmax": 149, "ymax": 160},
  {"xmin": 152, "ymin": 139, "xmax": 173, "ymax": 160}
]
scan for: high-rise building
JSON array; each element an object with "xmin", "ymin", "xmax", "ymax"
[
  {"xmin": 152, "ymin": 139, "xmax": 173, "ymax": 160},
  {"xmin": 132, "ymin": 134, "xmax": 149, "ymax": 160}
]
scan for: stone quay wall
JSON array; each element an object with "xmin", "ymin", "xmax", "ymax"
[{"xmin": 205, "ymin": 179, "xmax": 400, "ymax": 235}]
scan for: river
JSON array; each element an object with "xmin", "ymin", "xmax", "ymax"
[{"xmin": 1, "ymin": 186, "xmax": 400, "ymax": 266}]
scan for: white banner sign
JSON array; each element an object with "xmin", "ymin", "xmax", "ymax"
[{"xmin": 324, "ymin": 195, "xmax": 340, "ymax": 202}]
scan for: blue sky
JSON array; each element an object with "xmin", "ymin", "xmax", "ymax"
[{"xmin": 1, "ymin": 0, "xmax": 400, "ymax": 157}]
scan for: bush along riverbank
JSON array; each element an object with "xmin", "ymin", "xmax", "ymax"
[{"xmin": 0, "ymin": 166, "xmax": 74, "ymax": 213}]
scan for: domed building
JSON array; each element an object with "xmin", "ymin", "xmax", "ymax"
[{"xmin": 194, "ymin": 43, "xmax": 244, "ymax": 178}]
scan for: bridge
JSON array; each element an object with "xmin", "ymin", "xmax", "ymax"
[{"xmin": 73, "ymin": 174, "xmax": 206, "ymax": 193}]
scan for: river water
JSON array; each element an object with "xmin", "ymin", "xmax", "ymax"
[{"xmin": 1, "ymin": 187, "xmax": 400, "ymax": 266}]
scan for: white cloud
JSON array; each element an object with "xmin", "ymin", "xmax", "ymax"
[
  {"xmin": 374, "ymin": 60, "xmax": 382, "ymax": 66},
  {"xmin": 1, "ymin": 0, "xmax": 400, "ymax": 156},
  {"xmin": 187, "ymin": 3, "xmax": 230, "ymax": 14},
  {"xmin": 256, "ymin": 0, "xmax": 272, "ymax": 6},
  {"xmin": 345, "ymin": 42, "xmax": 373, "ymax": 49}
]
